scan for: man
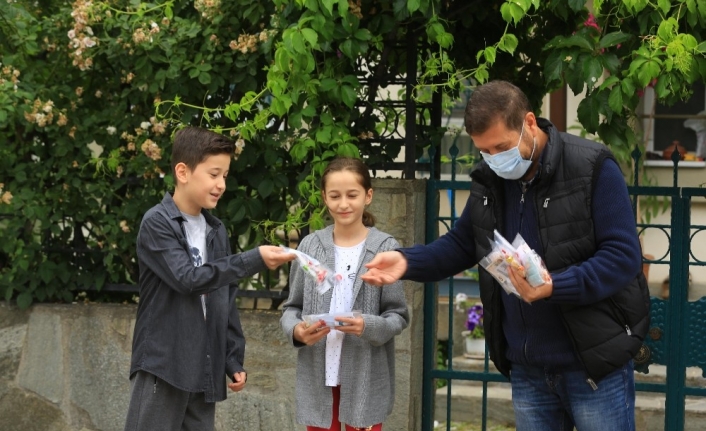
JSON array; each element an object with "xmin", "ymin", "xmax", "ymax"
[{"xmin": 361, "ymin": 80, "xmax": 650, "ymax": 431}]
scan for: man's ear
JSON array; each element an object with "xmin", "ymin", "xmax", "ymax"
[{"xmin": 174, "ymin": 162, "xmax": 189, "ymax": 184}]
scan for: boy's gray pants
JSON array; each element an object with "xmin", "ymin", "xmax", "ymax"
[{"xmin": 124, "ymin": 370, "xmax": 215, "ymax": 431}]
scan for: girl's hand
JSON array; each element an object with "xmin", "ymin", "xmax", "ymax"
[
  {"xmin": 293, "ymin": 319, "xmax": 330, "ymax": 345},
  {"xmin": 334, "ymin": 315, "xmax": 365, "ymax": 337}
]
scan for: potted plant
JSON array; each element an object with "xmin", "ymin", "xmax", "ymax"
[{"xmin": 455, "ymin": 293, "xmax": 485, "ymax": 359}]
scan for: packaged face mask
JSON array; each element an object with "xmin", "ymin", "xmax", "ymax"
[
  {"xmin": 281, "ymin": 245, "xmax": 341, "ymax": 294},
  {"xmin": 302, "ymin": 311, "xmax": 362, "ymax": 329},
  {"xmin": 478, "ymin": 230, "xmax": 551, "ymax": 297}
]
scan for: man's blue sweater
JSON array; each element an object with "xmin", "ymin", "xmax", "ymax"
[{"xmin": 401, "ymin": 156, "xmax": 641, "ymax": 368}]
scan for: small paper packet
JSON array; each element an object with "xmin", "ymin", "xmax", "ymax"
[
  {"xmin": 479, "ymin": 230, "xmax": 551, "ymax": 297},
  {"xmin": 511, "ymin": 234, "xmax": 551, "ymax": 287},
  {"xmin": 281, "ymin": 245, "xmax": 341, "ymax": 294},
  {"xmin": 302, "ymin": 311, "xmax": 362, "ymax": 328}
]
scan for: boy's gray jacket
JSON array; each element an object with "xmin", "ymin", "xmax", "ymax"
[
  {"xmin": 130, "ymin": 192, "xmax": 266, "ymax": 402},
  {"xmin": 280, "ymin": 225, "xmax": 409, "ymax": 428}
]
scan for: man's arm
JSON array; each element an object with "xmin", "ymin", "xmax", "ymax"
[
  {"xmin": 549, "ymin": 158, "xmax": 642, "ymax": 304},
  {"xmin": 400, "ymin": 194, "xmax": 479, "ymax": 282}
]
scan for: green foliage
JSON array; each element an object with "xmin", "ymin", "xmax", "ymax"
[
  {"xmin": 2, "ymin": 0, "xmax": 705, "ymax": 308},
  {"xmin": 417, "ymin": 0, "xmax": 706, "ymax": 156}
]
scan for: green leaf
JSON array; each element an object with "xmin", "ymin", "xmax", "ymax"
[
  {"xmin": 17, "ymin": 292, "xmax": 32, "ymax": 309},
  {"xmin": 320, "ymin": 78, "xmax": 338, "ymax": 91},
  {"xmin": 339, "ymin": 39, "xmax": 355, "ymax": 59},
  {"xmin": 498, "ymin": 34, "xmax": 518, "ymax": 54},
  {"xmin": 621, "ymin": 79, "xmax": 636, "ymax": 97},
  {"xmin": 291, "ymin": 32, "xmax": 306, "ymax": 53},
  {"xmin": 654, "ymin": 75, "xmax": 670, "ymax": 99},
  {"xmin": 337, "ymin": 142, "xmax": 360, "ymax": 158},
  {"xmin": 598, "ymin": 76, "xmax": 620, "ymax": 91},
  {"xmin": 407, "ymin": 0, "xmax": 421, "ymax": 13},
  {"xmin": 483, "ymin": 46, "xmax": 497, "ymax": 64},
  {"xmin": 657, "ymin": 0, "xmax": 671, "ymax": 14},
  {"xmin": 301, "ymin": 28, "xmax": 318, "ymax": 47},
  {"xmin": 500, "ymin": 2, "xmax": 526, "ymax": 25},
  {"xmin": 567, "ymin": 63, "xmax": 586, "ymax": 95},
  {"xmin": 354, "ymin": 28, "xmax": 371, "ymax": 41},
  {"xmin": 598, "ymin": 122, "xmax": 628, "ymax": 149},
  {"xmin": 608, "ymin": 86, "xmax": 623, "ymax": 114},
  {"xmin": 656, "ymin": 18, "xmax": 676, "ymax": 43},
  {"xmin": 544, "ymin": 50, "xmax": 564, "ymax": 83},
  {"xmin": 582, "ymin": 57, "xmax": 603, "ymax": 87},
  {"xmin": 598, "ymin": 32, "xmax": 632, "ymax": 49},
  {"xmin": 637, "ymin": 60, "xmax": 661, "ymax": 88},
  {"xmin": 258, "ymin": 179, "xmax": 274, "ymax": 198},
  {"xmin": 165, "ymin": 5, "xmax": 173, "ymax": 19},
  {"xmin": 553, "ymin": 35, "xmax": 594, "ymax": 51},
  {"xmin": 198, "ymin": 72, "xmax": 211, "ymax": 85},
  {"xmin": 321, "ymin": 0, "xmax": 335, "ymax": 15},
  {"xmin": 341, "ymin": 85, "xmax": 357, "ymax": 108},
  {"xmin": 599, "ymin": 54, "xmax": 621, "ymax": 75},
  {"xmin": 577, "ymin": 96, "xmax": 600, "ymax": 133},
  {"xmin": 567, "ymin": 0, "xmax": 585, "ymax": 12},
  {"xmin": 438, "ymin": 32, "xmax": 454, "ymax": 49},
  {"xmin": 302, "ymin": 104, "xmax": 317, "ymax": 117},
  {"xmin": 316, "ymin": 128, "xmax": 332, "ymax": 143}
]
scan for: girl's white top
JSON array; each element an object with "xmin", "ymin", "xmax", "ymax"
[{"xmin": 324, "ymin": 239, "xmax": 365, "ymax": 386}]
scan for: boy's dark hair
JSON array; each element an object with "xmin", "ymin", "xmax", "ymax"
[
  {"xmin": 464, "ymin": 80, "xmax": 533, "ymax": 135},
  {"xmin": 171, "ymin": 127, "xmax": 235, "ymax": 178},
  {"xmin": 321, "ymin": 157, "xmax": 376, "ymax": 227}
]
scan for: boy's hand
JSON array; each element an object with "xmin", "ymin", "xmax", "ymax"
[
  {"xmin": 228, "ymin": 372, "xmax": 247, "ymax": 392},
  {"xmin": 335, "ymin": 315, "xmax": 365, "ymax": 337},
  {"xmin": 259, "ymin": 245, "xmax": 296, "ymax": 269},
  {"xmin": 293, "ymin": 320, "xmax": 330, "ymax": 345}
]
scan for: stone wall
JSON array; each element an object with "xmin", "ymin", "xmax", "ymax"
[{"xmin": 0, "ymin": 178, "xmax": 428, "ymax": 431}]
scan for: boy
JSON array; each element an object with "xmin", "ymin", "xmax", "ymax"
[{"xmin": 124, "ymin": 127, "xmax": 295, "ymax": 431}]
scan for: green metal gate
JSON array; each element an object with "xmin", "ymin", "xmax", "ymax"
[{"xmin": 421, "ymin": 146, "xmax": 706, "ymax": 430}]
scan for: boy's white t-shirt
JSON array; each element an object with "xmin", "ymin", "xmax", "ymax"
[
  {"xmin": 325, "ymin": 239, "xmax": 365, "ymax": 387},
  {"xmin": 181, "ymin": 211, "xmax": 209, "ymax": 320}
]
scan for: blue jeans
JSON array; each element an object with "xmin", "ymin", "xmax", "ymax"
[{"xmin": 511, "ymin": 361, "xmax": 635, "ymax": 431}]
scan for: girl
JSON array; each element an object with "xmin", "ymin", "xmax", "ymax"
[{"xmin": 280, "ymin": 157, "xmax": 409, "ymax": 431}]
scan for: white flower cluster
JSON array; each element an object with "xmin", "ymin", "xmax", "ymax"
[
  {"xmin": 235, "ymin": 138, "xmax": 245, "ymax": 158},
  {"xmin": 228, "ymin": 30, "xmax": 274, "ymax": 54},
  {"xmin": 194, "ymin": 0, "xmax": 221, "ymax": 20},
  {"xmin": 0, "ymin": 183, "xmax": 12, "ymax": 205},
  {"xmin": 24, "ymin": 99, "xmax": 68, "ymax": 128},
  {"xmin": 0, "ymin": 63, "xmax": 21, "ymax": 91},
  {"xmin": 68, "ymin": 0, "xmax": 99, "ymax": 70}
]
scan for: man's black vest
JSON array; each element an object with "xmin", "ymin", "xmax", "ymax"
[{"xmin": 468, "ymin": 119, "xmax": 650, "ymax": 382}]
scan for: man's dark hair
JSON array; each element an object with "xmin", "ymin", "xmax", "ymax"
[
  {"xmin": 464, "ymin": 80, "xmax": 534, "ymax": 135},
  {"xmin": 171, "ymin": 127, "xmax": 235, "ymax": 176}
]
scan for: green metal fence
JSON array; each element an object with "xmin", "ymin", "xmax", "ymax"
[{"xmin": 421, "ymin": 144, "xmax": 706, "ymax": 430}]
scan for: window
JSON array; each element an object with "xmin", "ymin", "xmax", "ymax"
[{"xmin": 641, "ymin": 82, "xmax": 706, "ymax": 164}]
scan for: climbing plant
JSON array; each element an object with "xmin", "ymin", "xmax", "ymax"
[{"xmin": 1, "ymin": 0, "xmax": 705, "ymax": 308}]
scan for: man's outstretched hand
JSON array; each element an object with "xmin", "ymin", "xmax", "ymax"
[{"xmin": 361, "ymin": 251, "xmax": 407, "ymax": 286}]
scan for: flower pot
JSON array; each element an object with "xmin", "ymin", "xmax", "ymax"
[{"xmin": 461, "ymin": 332, "xmax": 486, "ymax": 359}]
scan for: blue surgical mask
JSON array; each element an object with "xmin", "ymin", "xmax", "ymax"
[{"xmin": 480, "ymin": 122, "xmax": 536, "ymax": 180}]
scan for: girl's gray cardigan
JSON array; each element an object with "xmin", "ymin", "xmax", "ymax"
[{"xmin": 280, "ymin": 225, "xmax": 409, "ymax": 428}]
